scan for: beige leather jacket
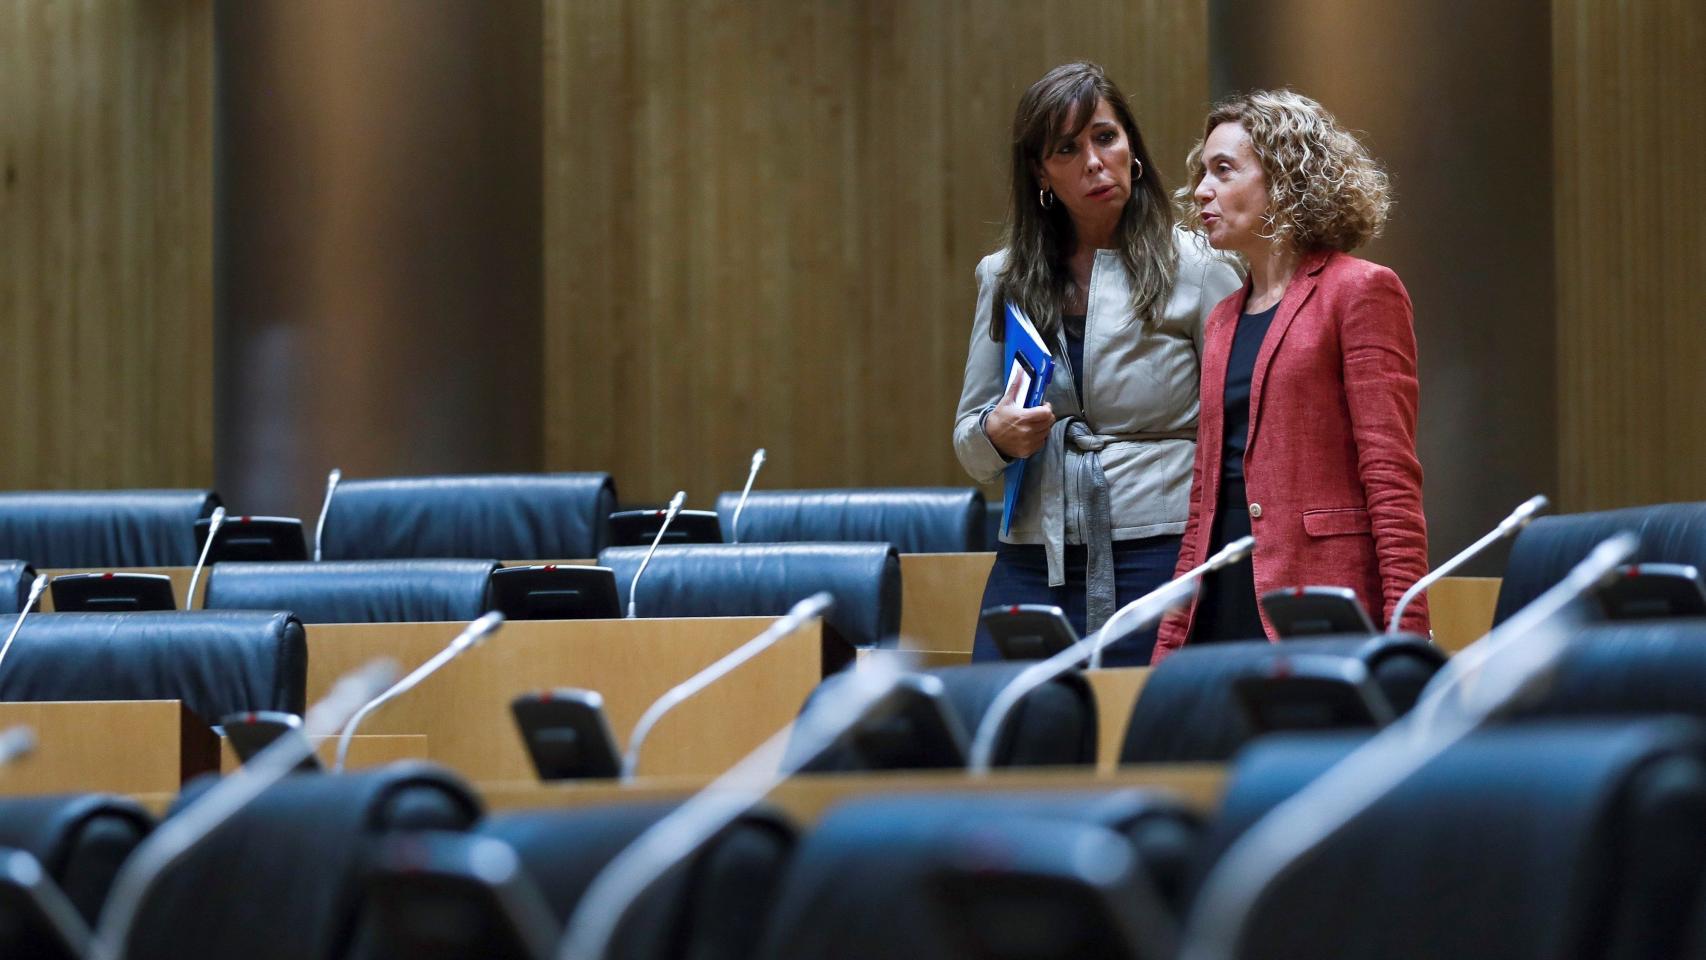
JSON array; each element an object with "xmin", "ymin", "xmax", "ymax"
[{"xmin": 952, "ymin": 229, "xmax": 1241, "ymax": 568}]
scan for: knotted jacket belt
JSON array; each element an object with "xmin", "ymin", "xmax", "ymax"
[{"xmin": 1036, "ymin": 419, "xmax": 1196, "ymax": 632}]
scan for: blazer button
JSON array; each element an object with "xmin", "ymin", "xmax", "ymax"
[{"xmin": 1248, "ymin": 502, "xmax": 1263, "ymax": 519}]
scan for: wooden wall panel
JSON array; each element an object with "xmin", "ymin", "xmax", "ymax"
[
  {"xmin": 1555, "ymin": 0, "xmax": 1706, "ymax": 510},
  {"xmin": 544, "ymin": 1, "xmax": 1209, "ymax": 503},
  {"xmin": 0, "ymin": 1, "xmax": 213, "ymax": 490}
]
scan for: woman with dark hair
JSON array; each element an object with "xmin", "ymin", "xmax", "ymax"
[
  {"xmin": 953, "ymin": 62, "xmax": 1240, "ymax": 665},
  {"xmin": 1154, "ymin": 89, "xmax": 1429, "ymax": 660}
]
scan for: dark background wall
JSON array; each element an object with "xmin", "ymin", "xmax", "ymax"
[
  {"xmin": 1210, "ymin": 0, "xmax": 1557, "ymax": 570},
  {"xmin": 214, "ymin": 0, "xmax": 543, "ymax": 519}
]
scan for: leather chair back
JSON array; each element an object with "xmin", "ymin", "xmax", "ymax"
[
  {"xmin": 757, "ymin": 790, "xmax": 1199, "ymax": 959},
  {"xmin": 0, "ymin": 489, "xmax": 220, "ymax": 567},
  {"xmin": 1494, "ymin": 502, "xmax": 1706, "ymax": 624},
  {"xmin": 1204, "ymin": 721, "xmax": 1706, "ymax": 960},
  {"xmin": 1120, "ymin": 635, "xmax": 1444, "ymax": 764},
  {"xmin": 1503, "ymin": 619, "xmax": 1706, "ymax": 721},
  {"xmin": 716, "ymin": 487, "xmax": 987, "ymax": 553},
  {"xmin": 204, "ymin": 559, "xmax": 498, "ymax": 624},
  {"xmin": 598, "ymin": 542, "xmax": 901, "ymax": 648},
  {"xmin": 0, "ymin": 560, "xmax": 37, "ymax": 614},
  {"xmin": 924, "ymin": 662, "xmax": 1098, "ymax": 767},
  {"xmin": 0, "ymin": 610, "xmax": 307, "ymax": 719},
  {"xmin": 128, "ymin": 763, "xmax": 481, "ymax": 960},
  {"xmin": 477, "ymin": 802, "xmax": 796, "ymax": 960},
  {"xmin": 0, "ymin": 794, "xmax": 153, "ymax": 925},
  {"xmin": 320, "ymin": 473, "xmax": 617, "ymax": 561}
]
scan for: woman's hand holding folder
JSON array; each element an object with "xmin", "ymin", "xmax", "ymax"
[{"xmin": 986, "ymin": 365, "xmax": 1055, "ymax": 459}]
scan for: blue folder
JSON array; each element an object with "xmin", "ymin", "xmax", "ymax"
[{"xmin": 1000, "ymin": 303, "xmax": 1055, "ymax": 537}]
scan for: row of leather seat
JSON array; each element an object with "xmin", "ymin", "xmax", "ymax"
[
  {"xmin": 0, "ymin": 479, "xmax": 990, "ymax": 570},
  {"xmin": 13, "ymin": 711, "xmax": 1706, "ymax": 957}
]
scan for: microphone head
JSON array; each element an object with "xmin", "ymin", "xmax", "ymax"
[
  {"xmin": 24, "ymin": 574, "xmax": 47, "ymax": 607},
  {"xmin": 326, "ymin": 467, "xmax": 343, "ymax": 489},
  {"xmin": 667, "ymin": 490, "xmax": 687, "ymax": 514},
  {"xmin": 0, "ymin": 725, "xmax": 36, "ymax": 766},
  {"xmin": 453, "ymin": 611, "xmax": 506, "ymax": 651},
  {"xmin": 208, "ymin": 505, "xmax": 228, "ymax": 530},
  {"xmin": 752, "ymin": 448, "xmax": 767, "ymax": 469},
  {"xmin": 1507, "ymin": 494, "xmax": 1550, "ymax": 530},
  {"xmin": 786, "ymin": 591, "xmax": 835, "ymax": 624},
  {"xmin": 1208, "ymin": 535, "xmax": 1256, "ymax": 570}
]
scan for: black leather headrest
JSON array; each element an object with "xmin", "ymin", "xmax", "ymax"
[
  {"xmin": 1502, "ymin": 619, "xmax": 1706, "ymax": 721},
  {"xmin": 321, "ymin": 473, "xmax": 617, "ymax": 561},
  {"xmin": 1120, "ymin": 635, "xmax": 1445, "ymax": 764},
  {"xmin": 479, "ymin": 802, "xmax": 796, "ymax": 960},
  {"xmin": 758, "ymin": 790, "xmax": 1197, "ymax": 959},
  {"xmin": 0, "ymin": 489, "xmax": 220, "ymax": 568},
  {"xmin": 1207, "ymin": 721, "xmax": 1706, "ymax": 960},
  {"xmin": 598, "ymin": 543, "xmax": 901, "ymax": 648},
  {"xmin": 131, "ymin": 763, "xmax": 481, "ymax": 960},
  {"xmin": 1494, "ymin": 502, "xmax": 1706, "ymax": 624},
  {"xmin": 204, "ymin": 559, "xmax": 498, "ymax": 623},
  {"xmin": 924, "ymin": 662, "xmax": 1098, "ymax": 767},
  {"xmin": 0, "ymin": 794, "xmax": 154, "ymax": 925},
  {"xmin": 0, "ymin": 610, "xmax": 307, "ymax": 719},
  {"xmin": 0, "ymin": 560, "xmax": 37, "ymax": 614},
  {"xmin": 715, "ymin": 488, "xmax": 987, "ymax": 553}
]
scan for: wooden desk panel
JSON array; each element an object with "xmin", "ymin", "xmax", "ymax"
[
  {"xmin": 217, "ymin": 734, "xmax": 430, "ymax": 775},
  {"xmin": 0, "ymin": 700, "xmax": 216, "ymax": 796},
  {"xmin": 897, "ymin": 553, "xmax": 994, "ymax": 657},
  {"xmin": 478, "ymin": 764, "xmax": 1226, "ymax": 819},
  {"xmin": 1430, "ymin": 576, "xmax": 1501, "ymax": 653},
  {"xmin": 1087, "ymin": 668, "xmax": 1150, "ymax": 771},
  {"xmin": 306, "ymin": 617, "xmax": 825, "ymax": 783}
]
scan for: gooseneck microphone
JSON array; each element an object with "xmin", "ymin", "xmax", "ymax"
[
  {"xmin": 621, "ymin": 591, "xmax": 832, "ymax": 780},
  {"xmin": 1182, "ymin": 533, "xmax": 1634, "ymax": 960},
  {"xmin": 0, "ymin": 575, "xmax": 49, "ymax": 676},
  {"xmin": 0, "ymin": 725, "xmax": 36, "ymax": 767},
  {"xmin": 729, "ymin": 448, "xmax": 767, "ymax": 544},
  {"xmin": 560, "ymin": 657, "xmax": 916, "ymax": 960},
  {"xmin": 333, "ymin": 611, "xmax": 504, "ymax": 772},
  {"xmin": 185, "ymin": 506, "xmax": 226, "ymax": 610},
  {"xmin": 1388, "ymin": 494, "xmax": 1549, "ymax": 634},
  {"xmin": 90, "ymin": 658, "xmax": 399, "ymax": 960},
  {"xmin": 970, "ymin": 535, "xmax": 1255, "ymax": 773},
  {"xmin": 626, "ymin": 490, "xmax": 686, "ymax": 619},
  {"xmin": 313, "ymin": 468, "xmax": 342, "ymax": 562}
]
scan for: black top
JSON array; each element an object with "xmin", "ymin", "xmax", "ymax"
[
  {"xmin": 1062, "ymin": 313, "xmax": 1086, "ymax": 408},
  {"xmin": 1221, "ymin": 301, "xmax": 1280, "ymax": 481}
]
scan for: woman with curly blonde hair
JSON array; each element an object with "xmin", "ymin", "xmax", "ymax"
[{"xmin": 1153, "ymin": 90, "xmax": 1429, "ymax": 658}]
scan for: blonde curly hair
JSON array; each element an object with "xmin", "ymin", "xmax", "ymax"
[{"xmin": 1176, "ymin": 90, "xmax": 1390, "ymax": 253}]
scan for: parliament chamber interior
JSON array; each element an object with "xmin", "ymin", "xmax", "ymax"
[{"xmin": 2, "ymin": 1, "xmax": 1703, "ymax": 958}]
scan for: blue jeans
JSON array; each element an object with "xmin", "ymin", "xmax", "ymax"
[{"xmin": 971, "ymin": 535, "xmax": 1183, "ymax": 667}]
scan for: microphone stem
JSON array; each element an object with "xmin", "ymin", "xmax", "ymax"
[
  {"xmin": 313, "ymin": 468, "xmax": 342, "ymax": 563},
  {"xmin": 627, "ymin": 494, "xmax": 684, "ymax": 619},
  {"xmin": 0, "ymin": 576, "xmax": 48, "ymax": 676},
  {"xmin": 730, "ymin": 451, "xmax": 764, "ymax": 544},
  {"xmin": 186, "ymin": 507, "xmax": 226, "ymax": 610}
]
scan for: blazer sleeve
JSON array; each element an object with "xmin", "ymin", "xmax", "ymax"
[
  {"xmin": 952, "ymin": 255, "xmax": 1013, "ymax": 483},
  {"xmin": 1340, "ymin": 266, "xmax": 1430, "ymax": 634}
]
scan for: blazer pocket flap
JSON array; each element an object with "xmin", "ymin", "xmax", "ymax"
[{"xmin": 1303, "ymin": 507, "xmax": 1372, "ymax": 537}]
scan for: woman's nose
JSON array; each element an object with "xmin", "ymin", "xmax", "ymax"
[
  {"xmin": 1194, "ymin": 176, "xmax": 1212, "ymax": 203},
  {"xmin": 1085, "ymin": 147, "xmax": 1104, "ymax": 173}
]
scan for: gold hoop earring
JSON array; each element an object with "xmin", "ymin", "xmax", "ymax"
[
  {"xmin": 1132, "ymin": 160, "xmax": 1144, "ymax": 180},
  {"xmin": 1038, "ymin": 188, "xmax": 1055, "ymax": 210}
]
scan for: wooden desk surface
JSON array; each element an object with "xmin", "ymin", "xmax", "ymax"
[
  {"xmin": 306, "ymin": 616, "xmax": 825, "ymax": 783},
  {"xmin": 478, "ymin": 763, "xmax": 1226, "ymax": 820},
  {"xmin": 0, "ymin": 700, "xmax": 216, "ymax": 796},
  {"xmin": 217, "ymin": 734, "xmax": 430, "ymax": 774}
]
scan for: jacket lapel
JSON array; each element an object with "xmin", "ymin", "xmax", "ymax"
[{"xmin": 1245, "ymin": 249, "xmax": 1332, "ymax": 459}]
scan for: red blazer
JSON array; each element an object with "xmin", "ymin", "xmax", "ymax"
[{"xmin": 1154, "ymin": 248, "xmax": 1429, "ymax": 660}]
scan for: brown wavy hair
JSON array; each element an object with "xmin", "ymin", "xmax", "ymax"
[
  {"xmin": 1177, "ymin": 89, "xmax": 1390, "ymax": 253},
  {"xmin": 989, "ymin": 62, "xmax": 1176, "ymax": 340}
]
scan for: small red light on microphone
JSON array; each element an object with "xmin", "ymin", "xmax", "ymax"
[
  {"xmin": 1292, "ymin": 586, "xmax": 1305, "ymax": 596},
  {"xmin": 244, "ymin": 712, "xmax": 256, "ymax": 724},
  {"xmin": 1008, "ymin": 605, "xmax": 1020, "ymax": 614},
  {"xmin": 1627, "ymin": 565, "xmax": 1642, "ymax": 578},
  {"xmin": 544, "ymin": 564, "xmax": 557, "ymax": 571},
  {"xmin": 539, "ymin": 690, "xmax": 553, "ymax": 702},
  {"xmin": 241, "ymin": 515, "xmax": 252, "ymax": 523},
  {"xmin": 102, "ymin": 572, "xmax": 115, "ymax": 580}
]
